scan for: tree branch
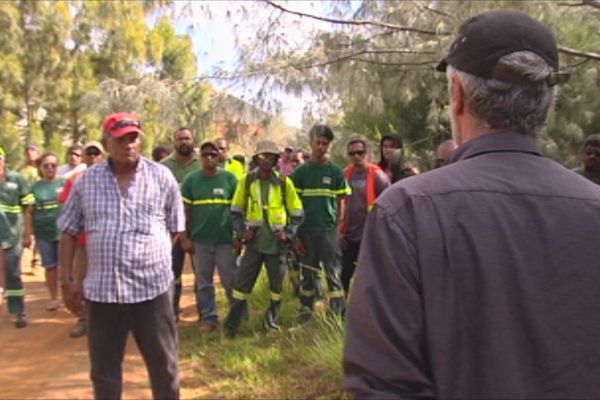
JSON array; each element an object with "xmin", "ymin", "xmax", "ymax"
[
  {"xmin": 558, "ymin": 45, "xmax": 600, "ymax": 61},
  {"xmin": 263, "ymin": 0, "xmax": 449, "ymax": 36}
]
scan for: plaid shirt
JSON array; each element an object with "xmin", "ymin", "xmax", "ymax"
[{"xmin": 58, "ymin": 157, "xmax": 185, "ymax": 303}]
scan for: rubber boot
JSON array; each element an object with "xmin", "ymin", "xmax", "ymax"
[
  {"xmin": 223, "ymin": 299, "xmax": 248, "ymax": 338},
  {"xmin": 264, "ymin": 300, "xmax": 282, "ymax": 332}
]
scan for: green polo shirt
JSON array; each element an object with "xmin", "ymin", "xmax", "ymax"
[
  {"xmin": 181, "ymin": 169, "xmax": 238, "ymax": 243},
  {"xmin": 291, "ymin": 160, "xmax": 350, "ymax": 233},
  {"xmin": 0, "ymin": 170, "xmax": 34, "ymax": 249},
  {"xmin": 160, "ymin": 153, "xmax": 200, "ymax": 183},
  {"xmin": 31, "ymin": 178, "xmax": 65, "ymax": 241}
]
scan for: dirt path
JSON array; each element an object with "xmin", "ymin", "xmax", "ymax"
[{"xmin": 0, "ymin": 252, "xmax": 207, "ymax": 399}]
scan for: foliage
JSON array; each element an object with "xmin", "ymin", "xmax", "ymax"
[{"xmin": 0, "ymin": 0, "xmax": 210, "ymax": 168}]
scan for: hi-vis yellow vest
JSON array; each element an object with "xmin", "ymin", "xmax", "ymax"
[{"xmin": 231, "ymin": 172, "xmax": 303, "ymax": 230}]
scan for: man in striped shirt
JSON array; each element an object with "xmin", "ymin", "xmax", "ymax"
[{"xmin": 58, "ymin": 113, "xmax": 185, "ymax": 399}]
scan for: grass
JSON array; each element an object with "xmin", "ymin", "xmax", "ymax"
[{"xmin": 179, "ymin": 268, "xmax": 346, "ymax": 399}]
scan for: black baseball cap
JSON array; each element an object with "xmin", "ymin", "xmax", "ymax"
[
  {"xmin": 437, "ymin": 9, "xmax": 569, "ymax": 86},
  {"xmin": 200, "ymin": 141, "xmax": 218, "ymax": 152}
]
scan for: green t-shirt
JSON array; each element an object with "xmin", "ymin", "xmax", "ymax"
[
  {"xmin": 0, "ymin": 170, "xmax": 34, "ymax": 249},
  {"xmin": 31, "ymin": 178, "xmax": 65, "ymax": 241},
  {"xmin": 256, "ymin": 179, "xmax": 280, "ymax": 255},
  {"xmin": 181, "ymin": 169, "xmax": 238, "ymax": 243},
  {"xmin": 161, "ymin": 153, "xmax": 200, "ymax": 183},
  {"xmin": 291, "ymin": 160, "xmax": 349, "ymax": 233}
]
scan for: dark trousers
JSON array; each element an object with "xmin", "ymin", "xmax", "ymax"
[
  {"xmin": 341, "ymin": 239, "xmax": 361, "ymax": 297},
  {"xmin": 87, "ymin": 291, "xmax": 179, "ymax": 400},
  {"xmin": 171, "ymin": 242, "xmax": 185, "ymax": 315},
  {"xmin": 224, "ymin": 240, "xmax": 286, "ymax": 333},
  {"xmin": 4, "ymin": 244, "xmax": 25, "ymax": 316},
  {"xmin": 298, "ymin": 231, "xmax": 345, "ymax": 315}
]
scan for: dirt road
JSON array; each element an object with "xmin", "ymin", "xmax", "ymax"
[{"xmin": 0, "ymin": 255, "xmax": 206, "ymax": 399}]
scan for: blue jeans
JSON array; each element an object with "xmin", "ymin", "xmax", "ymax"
[{"xmin": 193, "ymin": 242, "xmax": 236, "ymax": 324}]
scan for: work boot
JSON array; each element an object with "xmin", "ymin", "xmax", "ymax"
[
  {"xmin": 223, "ymin": 299, "xmax": 248, "ymax": 338},
  {"xmin": 15, "ymin": 313, "xmax": 27, "ymax": 329},
  {"xmin": 264, "ymin": 300, "xmax": 282, "ymax": 332}
]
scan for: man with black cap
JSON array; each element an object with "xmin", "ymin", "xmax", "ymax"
[
  {"xmin": 58, "ymin": 113, "xmax": 184, "ymax": 399},
  {"xmin": 344, "ymin": 10, "xmax": 600, "ymax": 398}
]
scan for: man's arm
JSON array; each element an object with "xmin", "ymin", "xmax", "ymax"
[
  {"xmin": 59, "ymin": 231, "xmax": 84, "ymax": 315},
  {"xmin": 343, "ymin": 203, "xmax": 434, "ymax": 399},
  {"xmin": 23, "ymin": 205, "xmax": 34, "ymax": 248}
]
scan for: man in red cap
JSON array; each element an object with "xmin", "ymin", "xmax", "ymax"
[{"xmin": 58, "ymin": 112, "xmax": 185, "ymax": 399}]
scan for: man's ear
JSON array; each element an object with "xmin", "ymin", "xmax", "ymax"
[{"xmin": 451, "ymin": 74, "xmax": 465, "ymax": 116}]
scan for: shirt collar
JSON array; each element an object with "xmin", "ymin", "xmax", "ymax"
[
  {"xmin": 449, "ymin": 132, "xmax": 542, "ymax": 164},
  {"xmin": 106, "ymin": 156, "xmax": 146, "ymax": 174}
]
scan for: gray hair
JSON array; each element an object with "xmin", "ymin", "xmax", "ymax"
[{"xmin": 447, "ymin": 51, "xmax": 557, "ymax": 136}]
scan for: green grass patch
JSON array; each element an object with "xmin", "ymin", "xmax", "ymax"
[{"xmin": 179, "ymin": 269, "xmax": 345, "ymax": 399}]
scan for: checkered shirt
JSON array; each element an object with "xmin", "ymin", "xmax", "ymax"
[{"xmin": 58, "ymin": 157, "xmax": 185, "ymax": 303}]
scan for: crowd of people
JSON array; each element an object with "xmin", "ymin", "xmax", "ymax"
[{"xmin": 2, "ymin": 8, "xmax": 600, "ymax": 400}]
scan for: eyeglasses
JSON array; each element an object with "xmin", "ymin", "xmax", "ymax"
[
  {"xmin": 348, "ymin": 150, "xmax": 366, "ymax": 157},
  {"xmin": 85, "ymin": 149, "xmax": 101, "ymax": 157},
  {"xmin": 41, "ymin": 163, "xmax": 57, "ymax": 169},
  {"xmin": 70, "ymin": 152, "xmax": 82, "ymax": 157},
  {"xmin": 110, "ymin": 119, "xmax": 141, "ymax": 131},
  {"xmin": 201, "ymin": 152, "xmax": 219, "ymax": 158}
]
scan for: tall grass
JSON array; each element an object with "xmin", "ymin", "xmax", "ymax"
[{"xmin": 179, "ymin": 267, "xmax": 346, "ymax": 399}]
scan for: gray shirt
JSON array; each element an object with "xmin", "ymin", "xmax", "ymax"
[
  {"xmin": 344, "ymin": 132, "xmax": 600, "ymax": 399},
  {"xmin": 344, "ymin": 166, "xmax": 390, "ymax": 242}
]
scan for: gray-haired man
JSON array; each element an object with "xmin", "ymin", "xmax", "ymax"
[{"xmin": 344, "ymin": 9, "xmax": 600, "ymax": 399}]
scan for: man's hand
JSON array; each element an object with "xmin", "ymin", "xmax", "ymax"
[
  {"xmin": 274, "ymin": 230, "xmax": 287, "ymax": 242},
  {"xmin": 22, "ymin": 234, "xmax": 32, "ymax": 249},
  {"xmin": 180, "ymin": 236, "xmax": 195, "ymax": 254},
  {"xmin": 293, "ymin": 237, "xmax": 305, "ymax": 257},
  {"xmin": 243, "ymin": 229, "xmax": 255, "ymax": 242},
  {"xmin": 61, "ymin": 280, "xmax": 84, "ymax": 316}
]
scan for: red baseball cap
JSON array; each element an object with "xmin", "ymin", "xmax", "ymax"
[{"xmin": 102, "ymin": 113, "xmax": 144, "ymax": 137}]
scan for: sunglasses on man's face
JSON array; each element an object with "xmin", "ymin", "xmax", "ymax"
[
  {"xmin": 257, "ymin": 153, "xmax": 277, "ymax": 162},
  {"xmin": 70, "ymin": 152, "xmax": 82, "ymax": 157},
  {"xmin": 41, "ymin": 163, "xmax": 57, "ymax": 169},
  {"xmin": 585, "ymin": 150, "xmax": 600, "ymax": 158},
  {"xmin": 348, "ymin": 150, "xmax": 366, "ymax": 157},
  {"xmin": 201, "ymin": 152, "xmax": 219, "ymax": 159}
]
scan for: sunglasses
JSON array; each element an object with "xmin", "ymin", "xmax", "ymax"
[
  {"xmin": 110, "ymin": 119, "xmax": 142, "ymax": 131},
  {"xmin": 85, "ymin": 149, "xmax": 101, "ymax": 157},
  {"xmin": 70, "ymin": 152, "xmax": 82, "ymax": 157},
  {"xmin": 41, "ymin": 163, "xmax": 57, "ymax": 168},
  {"xmin": 201, "ymin": 152, "xmax": 219, "ymax": 158},
  {"xmin": 348, "ymin": 150, "xmax": 366, "ymax": 157}
]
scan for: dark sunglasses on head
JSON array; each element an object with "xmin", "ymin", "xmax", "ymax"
[
  {"xmin": 85, "ymin": 149, "xmax": 101, "ymax": 157},
  {"xmin": 110, "ymin": 119, "xmax": 141, "ymax": 131},
  {"xmin": 41, "ymin": 163, "xmax": 57, "ymax": 168},
  {"xmin": 348, "ymin": 150, "xmax": 366, "ymax": 157},
  {"xmin": 201, "ymin": 152, "xmax": 219, "ymax": 158}
]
